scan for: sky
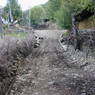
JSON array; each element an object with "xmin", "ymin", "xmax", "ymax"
[{"xmin": 0, "ymin": 0, "xmax": 48, "ymax": 10}]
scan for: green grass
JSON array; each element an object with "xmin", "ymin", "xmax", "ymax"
[
  {"xmin": 0, "ymin": 32, "xmax": 28, "ymax": 38},
  {"xmin": 7, "ymin": 32, "xmax": 28, "ymax": 38}
]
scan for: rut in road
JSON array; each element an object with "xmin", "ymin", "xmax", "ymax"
[
  {"xmin": 10, "ymin": 37, "xmax": 95, "ymax": 95},
  {"xmin": 10, "ymin": 38, "xmax": 66, "ymax": 95}
]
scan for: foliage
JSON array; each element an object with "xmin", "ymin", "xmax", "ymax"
[
  {"xmin": 21, "ymin": 10, "xmax": 29, "ymax": 26},
  {"xmin": 3, "ymin": 24, "xmax": 8, "ymax": 30},
  {"xmin": 2, "ymin": 0, "xmax": 22, "ymax": 23},
  {"xmin": 80, "ymin": 0, "xmax": 95, "ymax": 10},
  {"xmin": 6, "ymin": 32, "xmax": 27, "ymax": 38},
  {"xmin": 30, "ymin": 6, "xmax": 47, "ymax": 25},
  {"xmin": 54, "ymin": 7, "xmax": 72, "ymax": 29},
  {"xmin": 45, "ymin": 0, "xmax": 95, "ymax": 29},
  {"xmin": 46, "ymin": 0, "xmax": 61, "ymax": 21}
]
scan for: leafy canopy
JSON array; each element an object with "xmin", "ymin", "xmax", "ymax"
[
  {"xmin": 45, "ymin": 0, "xmax": 95, "ymax": 29},
  {"xmin": 2, "ymin": 0, "xmax": 22, "ymax": 23},
  {"xmin": 30, "ymin": 6, "xmax": 47, "ymax": 25}
]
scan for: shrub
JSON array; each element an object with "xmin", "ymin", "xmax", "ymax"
[{"xmin": 54, "ymin": 7, "xmax": 72, "ymax": 30}]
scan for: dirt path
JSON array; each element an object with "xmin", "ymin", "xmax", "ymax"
[{"xmin": 10, "ymin": 30, "xmax": 95, "ymax": 95}]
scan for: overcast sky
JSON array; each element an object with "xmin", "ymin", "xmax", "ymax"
[{"xmin": 0, "ymin": 0, "xmax": 48, "ymax": 10}]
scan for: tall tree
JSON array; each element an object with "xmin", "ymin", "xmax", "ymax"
[
  {"xmin": 3, "ymin": 0, "xmax": 22, "ymax": 23},
  {"xmin": 0, "ymin": 16, "xmax": 3, "ymax": 33},
  {"xmin": 45, "ymin": 0, "xmax": 95, "ymax": 29},
  {"xmin": 30, "ymin": 6, "xmax": 47, "ymax": 25}
]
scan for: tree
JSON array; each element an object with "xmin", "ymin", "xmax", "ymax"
[
  {"xmin": 3, "ymin": 0, "xmax": 22, "ymax": 23},
  {"xmin": 0, "ymin": 16, "xmax": 3, "ymax": 33},
  {"xmin": 47, "ymin": 0, "xmax": 61, "ymax": 21},
  {"xmin": 55, "ymin": 7, "xmax": 72, "ymax": 29},
  {"xmin": 30, "ymin": 6, "xmax": 47, "ymax": 25},
  {"xmin": 45, "ymin": 0, "xmax": 95, "ymax": 29}
]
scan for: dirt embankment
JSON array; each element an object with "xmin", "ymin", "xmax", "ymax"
[
  {"xmin": 9, "ymin": 30, "xmax": 95, "ymax": 95},
  {"xmin": 0, "ymin": 33, "xmax": 36, "ymax": 95},
  {"xmin": 1, "ymin": 30, "xmax": 95, "ymax": 95}
]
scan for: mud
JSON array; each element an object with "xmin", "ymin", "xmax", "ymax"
[{"xmin": 9, "ymin": 30, "xmax": 95, "ymax": 95}]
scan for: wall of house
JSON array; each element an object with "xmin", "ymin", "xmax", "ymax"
[{"xmin": 79, "ymin": 16, "xmax": 95, "ymax": 30}]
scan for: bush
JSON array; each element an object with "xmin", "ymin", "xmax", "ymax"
[
  {"xmin": 54, "ymin": 7, "xmax": 72, "ymax": 30},
  {"xmin": 30, "ymin": 6, "xmax": 48, "ymax": 25}
]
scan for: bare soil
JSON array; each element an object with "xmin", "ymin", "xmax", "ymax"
[{"xmin": 9, "ymin": 30, "xmax": 95, "ymax": 95}]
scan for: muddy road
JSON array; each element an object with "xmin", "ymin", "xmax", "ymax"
[{"xmin": 10, "ymin": 30, "xmax": 95, "ymax": 95}]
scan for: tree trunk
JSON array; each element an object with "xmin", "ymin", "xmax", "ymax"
[
  {"xmin": 0, "ymin": 16, "xmax": 4, "ymax": 38},
  {"xmin": 72, "ymin": 16, "xmax": 81, "ymax": 50},
  {"xmin": 0, "ymin": 16, "xmax": 3, "ymax": 33}
]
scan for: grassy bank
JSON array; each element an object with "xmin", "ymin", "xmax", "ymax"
[{"xmin": 0, "ymin": 32, "xmax": 28, "ymax": 38}]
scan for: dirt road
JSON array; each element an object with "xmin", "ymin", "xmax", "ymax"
[{"xmin": 10, "ymin": 30, "xmax": 95, "ymax": 95}]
